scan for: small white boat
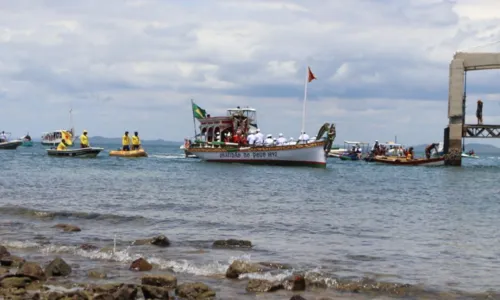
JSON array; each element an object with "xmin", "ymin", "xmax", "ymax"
[
  {"xmin": 328, "ymin": 147, "xmax": 347, "ymax": 158},
  {"xmin": 0, "ymin": 140, "xmax": 23, "ymax": 150},
  {"xmin": 47, "ymin": 147, "xmax": 104, "ymax": 158},
  {"xmin": 462, "ymin": 152, "xmax": 479, "ymax": 159}
]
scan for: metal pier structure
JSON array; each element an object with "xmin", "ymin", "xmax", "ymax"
[{"xmin": 444, "ymin": 52, "xmax": 500, "ymax": 166}]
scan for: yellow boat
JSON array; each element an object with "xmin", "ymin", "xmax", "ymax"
[{"xmin": 109, "ymin": 148, "xmax": 148, "ymax": 157}]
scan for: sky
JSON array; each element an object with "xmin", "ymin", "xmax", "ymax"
[{"xmin": 1, "ymin": 0, "xmax": 500, "ymax": 145}]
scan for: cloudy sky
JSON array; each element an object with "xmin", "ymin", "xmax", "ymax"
[{"xmin": 2, "ymin": 0, "xmax": 500, "ymax": 145}]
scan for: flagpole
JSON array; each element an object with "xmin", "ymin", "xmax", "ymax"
[
  {"xmin": 301, "ymin": 65, "xmax": 308, "ymax": 134},
  {"xmin": 191, "ymin": 99, "xmax": 197, "ymax": 139}
]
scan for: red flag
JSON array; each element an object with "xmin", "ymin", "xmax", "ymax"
[{"xmin": 307, "ymin": 66, "xmax": 316, "ymax": 83}]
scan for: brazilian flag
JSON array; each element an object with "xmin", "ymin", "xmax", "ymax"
[{"xmin": 192, "ymin": 102, "xmax": 207, "ymax": 119}]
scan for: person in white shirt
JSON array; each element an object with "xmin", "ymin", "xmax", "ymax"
[
  {"xmin": 276, "ymin": 133, "xmax": 287, "ymax": 146},
  {"xmin": 0, "ymin": 131, "xmax": 6, "ymax": 143},
  {"xmin": 298, "ymin": 131, "xmax": 309, "ymax": 143},
  {"xmin": 288, "ymin": 137, "xmax": 295, "ymax": 145},
  {"xmin": 264, "ymin": 134, "xmax": 274, "ymax": 146},
  {"xmin": 254, "ymin": 129, "xmax": 264, "ymax": 146},
  {"xmin": 247, "ymin": 130, "xmax": 256, "ymax": 146}
]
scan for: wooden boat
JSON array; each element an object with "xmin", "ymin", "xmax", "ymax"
[
  {"xmin": 47, "ymin": 147, "xmax": 104, "ymax": 158},
  {"xmin": 186, "ymin": 105, "xmax": 336, "ymax": 168},
  {"xmin": 0, "ymin": 140, "xmax": 23, "ymax": 150},
  {"xmin": 369, "ymin": 155, "xmax": 445, "ymax": 166},
  {"xmin": 109, "ymin": 149, "xmax": 148, "ymax": 157}
]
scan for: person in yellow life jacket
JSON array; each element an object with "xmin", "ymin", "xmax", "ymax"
[
  {"xmin": 57, "ymin": 139, "xmax": 68, "ymax": 151},
  {"xmin": 132, "ymin": 131, "xmax": 141, "ymax": 150},
  {"xmin": 406, "ymin": 147, "xmax": 414, "ymax": 160},
  {"xmin": 80, "ymin": 130, "xmax": 89, "ymax": 148},
  {"xmin": 122, "ymin": 131, "xmax": 131, "ymax": 151}
]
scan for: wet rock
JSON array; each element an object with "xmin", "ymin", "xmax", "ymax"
[
  {"xmin": 112, "ymin": 283, "xmax": 138, "ymax": 300},
  {"xmin": 246, "ymin": 279, "xmax": 283, "ymax": 292},
  {"xmin": 151, "ymin": 235, "xmax": 170, "ymax": 247},
  {"xmin": 93, "ymin": 294, "xmax": 114, "ymax": 300},
  {"xmin": 84, "ymin": 283, "xmax": 121, "ymax": 294},
  {"xmin": 53, "ymin": 224, "xmax": 81, "ymax": 232},
  {"xmin": 1, "ymin": 277, "xmax": 32, "ymax": 288},
  {"xmin": 290, "ymin": 296, "xmax": 307, "ymax": 300},
  {"xmin": 0, "ymin": 267, "xmax": 9, "ymax": 275},
  {"xmin": 212, "ymin": 239, "xmax": 252, "ymax": 248},
  {"xmin": 141, "ymin": 285, "xmax": 170, "ymax": 299},
  {"xmin": 80, "ymin": 244, "xmax": 99, "ymax": 251},
  {"xmin": 88, "ymin": 270, "xmax": 107, "ymax": 279},
  {"xmin": 225, "ymin": 260, "xmax": 262, "ymax": 279},
  {"xmin": 133, "ymin": 235, "xmax": 170, "ymax": 247},
  {"xmin": 258, "ymin": 262, "xmax": 292, "ymax": 270},
  {"xmin": 334, "ymin": 278, "xmax": 414, "ymax": 296},
  {"xmin": 46, "ymin": 290, "xmax": 89, "ymax": 300},
  {"xmin": 16, "ymin": 262, "xmax": 45, "ymax": 280},
  {"xmin": 1, "ymin": 255, "xmax": 25, "ymax": 268},
  {"xmin": 129, "ymin": 257, "xmax": 152, "ymax": 272},
  {"xmin": 45, "ymin": 257, "xmax": 72, "ymax": 277},
  {"xmin": 304, "ymin": 272, "xmax": 335, "ymax": 289},
  {"xmin": 0, "ymin": 245, "xmax": 10, "ymax": 258},
  {"xmin": 175, "ymin": 282, "xmax": 215, "ymax": 299},
  {"xmin": 283, "ymin": 275, "xmax": 306, "ymax": 291},
  {"xmin": 141, "ymin": 274, "xmax": 177, "ymax": 289}
]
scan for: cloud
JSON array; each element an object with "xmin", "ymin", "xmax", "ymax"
[{"xmin": 1, "ymin": 0, "xmax": 500, "ymax": 145}]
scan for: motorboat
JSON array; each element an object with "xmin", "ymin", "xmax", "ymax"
[{"xmin": 47, "ymin": 147, "xmax": 104, "ymax": 158}]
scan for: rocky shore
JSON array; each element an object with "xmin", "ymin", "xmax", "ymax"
[{"xmin": 1, "ymin": 224, "xmax": 498, "ymax": 300}]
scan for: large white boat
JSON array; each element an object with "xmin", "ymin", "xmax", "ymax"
[
  {"xmin": 41, "ymin": 129, "xmax": 76, "ymax": 146},
  {"xmin": 186, "ymin": 105, "xmax": 336, "ymax": 168}
]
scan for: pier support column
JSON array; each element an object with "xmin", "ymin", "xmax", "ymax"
[{"xmin": 445, "ymin": 58, "xmax": 465, "ymax": 166}]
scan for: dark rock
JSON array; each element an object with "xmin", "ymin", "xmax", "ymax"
[
  {"xmin": 151, "ymin": 235, "xmax": 170, "ymax": 247},
  {"xmin": 141, "ymin": 285, "xmax": 170, "ymax": 299},
  {"xmin": 46, "ymin": 290, "xmax": 89, "ymax": 300},
  {"xmin": 133, "ymin": 235, "xmax": 171, "ymax": 247},
  {"xmin": 88, "ymin": 270, "xmax": 107, "ymax": 279},
  {"xmin": 290, "ymin": 296, "xmax": 307, "ymax": 300},
  {"xmin": 16, "ymin": 262, "xmax": 45, "ymax": 280},
  {"xmin": 84, "ymin": 283, "xmax": 121, "ymax": 294},
  {"xmin": 1, "ymin": 276, "xmax": 32, "ymax": 288},
  {"xmin": 246, "ymin": 279, "xmax": 283, "ymax": 292},
  {"xmin": 175, "ymin": 282, "xmax": 215, "ymax": 299},
  {"xmin": 80, "ymin": 244, "xmax": 99, "ymax": 251},
  {"xmin": 0, "ymin": 245, "xmax": 10, "ymax": 258},
  {"xmin": 283, "ymin": 275, "xmax": 306, "ymax": 291},
  {"xmin": 113, "ymin": 283, "xmax": 138, "ymax": 300},
  {"xmin": 47, "ymin": 291, "xmax": 62, "ymax": 300},
  {"xmin": 335, "ymin": 278, "xmax": 414, "ymax": 296},
  {"xmin": 45, "ymin": 257, "xmax": 71, "ymax": 277},
  {"xmin": 141, "ymin": 274, "xmax": 177, "ymax": 289},
  {"xmin": 53, "ymin": 224, "xmax": 81, "ymax": 232},
  {"xmin": 1, "ymin": 255, "xmax": 25, "ymax": 267},
  {"xmin": 212, "ymin": 239, "xmax": 252, "ymax": 248},
  {"xmin": 225, "ymin": 260, "xmax": 262, "ymax": 279},
  {"xmin": 129, "ymin": 258, "xmax": 152, "ymax": 272}
]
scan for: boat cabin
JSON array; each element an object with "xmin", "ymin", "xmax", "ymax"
[
  {"xmin": 197, "ymin": 107, "xmax": 258, "ymax": 143},
  {"xmin": 41, "ymin": 129, "xmax": 75, "ymax": 146}
]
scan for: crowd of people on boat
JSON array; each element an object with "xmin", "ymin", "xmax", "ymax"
[
  {"xmin": 186, "ymin": 128, "xmax": 320, "ymax": 148},
  {"xmin": 370, "ymin": 140, "xmax": 416, "ymax": 160}
]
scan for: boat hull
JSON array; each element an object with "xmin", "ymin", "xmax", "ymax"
[
  {"xmin": 47, "ymin": 147, "xmax": 104, "ymax": 158},
  {"xmin": 0, "ymin": 140, "xmax": 23, "ymax": 150},
  {"xmin": 339, "ymin": 154, "xmax": 361, "ymax": 161},
  {"xmin": 22, "ymin": 141, "xmax": 33, "ymax": 147},
  {"xmin": 109, "ymin": 149, "xmax": 148, "ymax": 157},
  {"xmin": 188, "ymin": 141, "xmax": 327, "ymax": 168},
  {"xmin": 370, "ymin": 156, "xmax": 445, "ymax": 166}
]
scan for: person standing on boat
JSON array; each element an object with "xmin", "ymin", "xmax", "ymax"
[
  {"xmin": 132, "ymin": 131, "xmax": 141, "ymax": 150},
  {"xmin": 406, "ymin": 147, "xmax": 414, "ymax": 160},
  {"xmin": 80, "ymin": 130, "xmax": 89, "ymax": 148},
  {"xmin": 122, "ymin": 131, "xmax": 131, "ymax": 151},
  {"xmin": 298, "ymin": 131, "xmax": 309, "ymax": 144},
  {"xmin": 425, "ymin": 143, "xmax": 439, "ymax": 159},
  {"xmin": 276, "ymin": 133, "xmax": 287, "ymax": 146},
  {"xmin": 247, "ymin": 130, "xmax": 256, "ymax": 146},
  {"xmin": 254, "ymin": 129, "xmax": 264, "ymax": 146},
  {"xmin": 57, "ymin": 139, "xmax": 68, "ymax": 151},
  {"xmin": 0, "ymin": 131, "xmax": 6, "ymax": 143},
  {"xmin": 264, "ymin": 134, "xmax": 274, "ymax": 146}
]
